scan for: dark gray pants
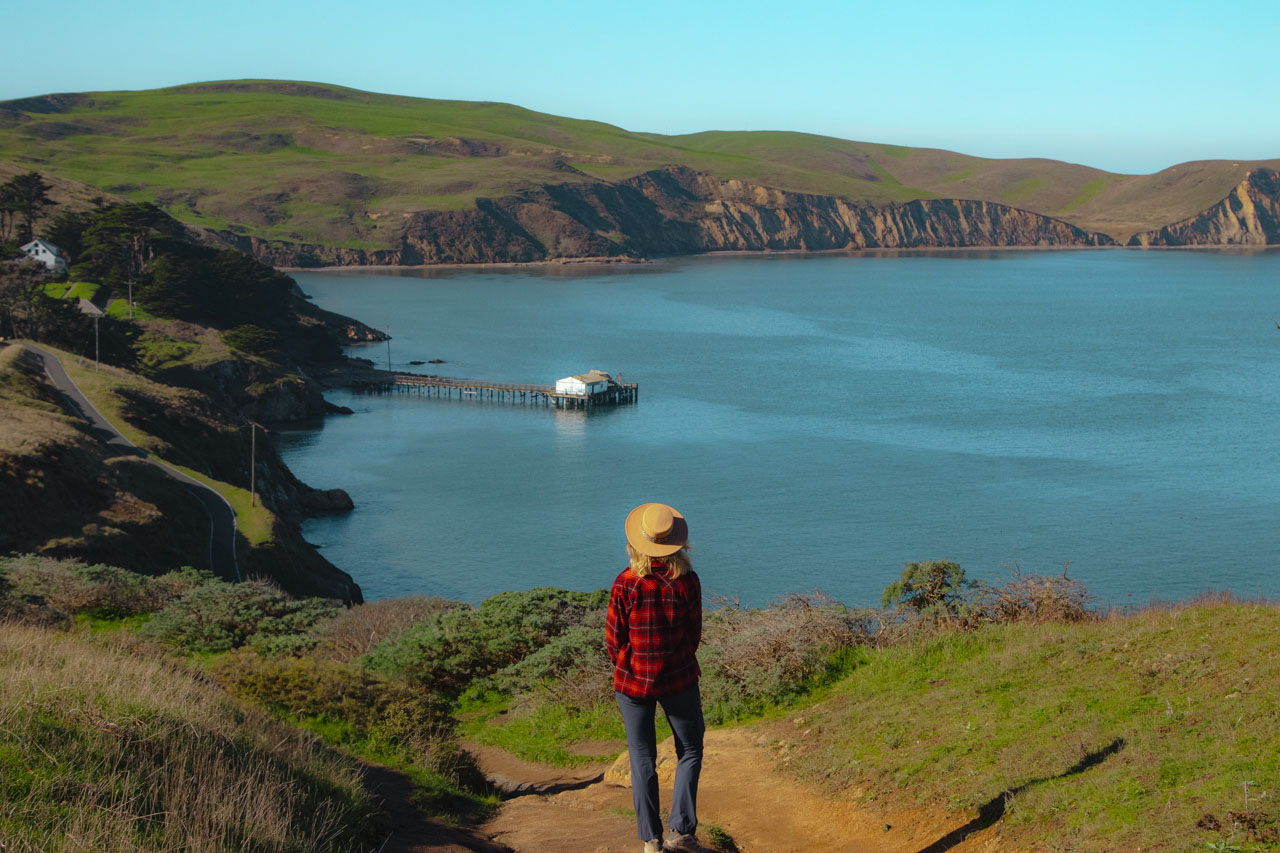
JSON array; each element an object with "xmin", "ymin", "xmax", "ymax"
[{"xmin": 616, "ymin": 684, "xmax": 705, "ymax": 841}]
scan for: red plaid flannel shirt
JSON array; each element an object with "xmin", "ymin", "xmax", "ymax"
[{"xmin": 606, "ymin": 563, "xmax": 702, "ymax": 699}]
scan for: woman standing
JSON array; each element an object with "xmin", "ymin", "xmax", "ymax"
[{"xmin": 606, "ymin": 502, "xmax": 706, "ymax": 853}]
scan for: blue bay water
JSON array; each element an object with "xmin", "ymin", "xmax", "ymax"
[{"xmin": 276, "ymin": 250, "xmax": 1280, "ymax": 607}]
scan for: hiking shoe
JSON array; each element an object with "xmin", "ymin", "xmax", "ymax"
[
  {"xmin": 643, "ymin": 840, "xmax": 663, "ymax": 853},
  {"xmin": 664, "ymin": 832, "xmax": 706, "ymax": 852}
]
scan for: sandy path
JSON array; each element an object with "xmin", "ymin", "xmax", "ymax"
[{"xmin": 474, "ymin": 728, "xmax": 1002, "ymax": 853}]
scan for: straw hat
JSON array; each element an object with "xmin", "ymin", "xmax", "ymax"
[{"xmin": 625, "ymin": 503, "xmax": 688, "ymax": 557}]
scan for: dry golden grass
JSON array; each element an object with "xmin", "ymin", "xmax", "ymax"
[
  {"xmin": 0, "ymin": 621, "xmax": 377, "ymax": 851},
  {"xmin": 0, "ymin": 399, "xmax": 79, "ymax": 455},
  {"xmin": 0, "ymin": 344, "xmax": 79, "ymax": 454}
]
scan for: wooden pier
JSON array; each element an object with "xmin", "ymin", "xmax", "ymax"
[{"xmin": 352, "ymin": 373, "xmax": 638, "ymax": 409}]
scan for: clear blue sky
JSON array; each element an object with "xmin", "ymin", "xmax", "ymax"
[{"xmin": 4, "ymin": 0, "xmax": 1276, "ymax": 174}]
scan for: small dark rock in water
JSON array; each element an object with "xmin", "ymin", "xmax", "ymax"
[
  {"xmin": 428, "ymin": 358, "xmax": 447, "ymax": 364},
  {"xmin": 301, "ymin": 487, "xmax": 355, "ymax": 515},
  {"xmin": 323, "ymin": 400, "xmax": 355, "ymax": 415},
  {"xmin": 408, "ymin": 360, "xmax": 425, "ymax": 365}
]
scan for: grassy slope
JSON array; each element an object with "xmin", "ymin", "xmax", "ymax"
[
  {"xmin": 0, "ymin": 620, "xmax": 376, "ymax": 851},
  {"xmin": 0, "ymin": 344, "xmax": 77, "ymax": 456},
  {"xmin": 32, "ymin": 342, "xmax": 276, "ymax": 545},
  {"xmin": 785, "ymin": 600, "xmax": 1280, "ymax": 851},
  {"xmin": 3, "ymin": 80, "xmax": 1276, "ymax": 246}
]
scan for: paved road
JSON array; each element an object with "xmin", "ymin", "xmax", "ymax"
[{"xmin": 19, "ymin": 343, "xmax": 241, "ymax": 581}]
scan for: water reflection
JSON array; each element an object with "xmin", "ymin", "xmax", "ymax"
[{"xmin": 552, "ymin": 407, "xmax": 588, "ymax": 438}]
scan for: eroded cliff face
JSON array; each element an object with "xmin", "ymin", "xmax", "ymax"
[
  {"xmin": 213, "ymin": 166, "xmax": 1115, "ymax": 267},
  {"xmin": 1128, "ymin": 169, "xmax": 1280, "ymax": 246}
]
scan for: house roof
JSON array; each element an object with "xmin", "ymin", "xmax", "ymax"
[
  {"xmin": 20, "ymin": 239, "xmax": 65, "ymax": 257},
  {"xmin": 558, "ymin": 370, "xmax": 614, "ymax": 387}
]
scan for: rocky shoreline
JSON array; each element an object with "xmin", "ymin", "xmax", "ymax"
[{"xmin": 214, "ymin": 166, "xmax": 1117, "ymax": 268}]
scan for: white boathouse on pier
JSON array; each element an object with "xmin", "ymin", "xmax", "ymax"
[{"xmin": 555, "ymin": 370, "xmax": 613, "ymax": 397}]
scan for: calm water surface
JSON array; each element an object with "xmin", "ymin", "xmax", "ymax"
[{"xmin": 277, "ymin": 251, "xmax": 1280, "ymax": 606}]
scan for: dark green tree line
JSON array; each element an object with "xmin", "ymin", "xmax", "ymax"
[{"xmin": 0, "ymin": 171, "xmax": 57, "ymax": 244}]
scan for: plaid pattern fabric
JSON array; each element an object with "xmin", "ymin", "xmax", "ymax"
[{"xmin": 606, "ymin": 563, "xmax": 702, "ymax": 699}]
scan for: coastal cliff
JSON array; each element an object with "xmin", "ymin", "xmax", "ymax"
[
  {"xmin": 1128, "ymin": 168, "xmax": 1280, "ymax": 246},
  {"xmin": 214, "ymin": 166, "xmax": 1114, "ymax": 267},
  {"xmin": 0, "ymin": 343, "xmax": 361, "ymax": 602}
]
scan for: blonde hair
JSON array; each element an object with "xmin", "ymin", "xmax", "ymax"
[{"xmin": 627, "ymin": 543, "xmax": 692, "ymax": 579}]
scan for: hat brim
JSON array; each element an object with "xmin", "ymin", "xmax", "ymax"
[{"xmin": 625, "ymin": 503, "xmax": 688, "ymax": 557}]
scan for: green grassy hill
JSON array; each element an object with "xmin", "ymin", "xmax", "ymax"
[
  {"xmin": 780, "ymin": 597, "xmax": 1280, "ymax": 851},
  {"xmin": 3, "ymin": 80, "xmax": 1276, "ymax": 248}
]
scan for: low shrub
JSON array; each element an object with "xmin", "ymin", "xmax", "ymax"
[
  {"xmin": 312, "ymin": 595, "xmax": 460, "ymax": 662},
  {"xmin": 488, "ymin": 623, "xmax": 614, "ymax": 708},
  {"xmin": 0, "ymin": 555, "xmax": 209, "ymax": 619},
  {"xmin": 0, "ymin": 595, "xmax": 73, "ymax": 630},
  {"xmin": 877, "ymin": 560, "xmax": 1096, "ymax": 638},
  {"xmin": 966, "ymin": 567, "xmax": 1094, "ymax": 625},
  {"xmin": 222, "ymin": 323, "xmax": 281, "ymax": 359},
  {"xmin": 139, "ymin": 580, "xmax": 338, "ymax": 653},
  {"xmin": 362, "ymin": 587, "xmax": 608, "ymax": 694},
  {"xmin": 211, "ymin": 651, "xmax": 482, "ymax": 793},
  {"xmin": 699, "ymin": 593, "xmax": 874, "ymax": 721}
]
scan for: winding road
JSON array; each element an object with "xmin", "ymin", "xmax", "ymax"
[{"xmin": 20, "ymin": 343, "xmax": 241, "ymax": 582}]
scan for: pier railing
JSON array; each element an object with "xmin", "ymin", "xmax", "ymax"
[{"xmin": 352, "ymin": 374, "xmax": 638, "ymax": 408}]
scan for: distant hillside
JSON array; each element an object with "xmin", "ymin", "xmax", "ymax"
[
  {"xmin": 1129, "ymin": 168, "xmax": 1280, "ymax": 246},
  {"xmin": 2, "ymin": 80, "xmax": 1277, "ymax": 262}
]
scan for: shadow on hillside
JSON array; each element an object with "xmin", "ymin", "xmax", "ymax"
[
  {"xmin": 916, "ymin": 737, "xmax": 1126, "ymax": 853},
  {"xmin": 361, "ymin": 761, "xmax": 513, "ymax": 853}
]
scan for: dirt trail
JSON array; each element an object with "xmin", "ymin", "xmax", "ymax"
[
  {"xmin": 359, "ymin": 760, "xmax": 508, "ymax": 853},
  {"xmin": 471, "ymin": 727, "xmax": 1002, "ymax": 853}
]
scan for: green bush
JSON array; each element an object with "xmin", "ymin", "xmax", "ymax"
[
  {"xmin": 361, "ymin": 587, "xmax": 607, "ymax": 694},
  {"xmin": 211, "ymin": 651, "xmax": 481, "ymax": 790},
  {"xmin": 139, "ymin": 580, "xmax": 338, "ymax": 653},
  {"xmin": 880, "ymin": 560, "xmax": 969, "ymax": 616},
  {"xmin": 222, "ymin": 323, "xmax": 281, "ymax": 359},
  {"xmin": 488, "ymin": 623, "xmax": 610, "ymax": 700}
]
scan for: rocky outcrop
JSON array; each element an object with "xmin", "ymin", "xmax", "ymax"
[
  {"xmin": 0, "ymin": 344, "xmax": 359, "ymax": 601},
  {"xmin": 214, "ymin": 166, "xmax": 1115, "ymax": 267},
  {"xmin": 151, "ymin": 355, "xmax": 327, "ymax": 424},
  {"xmin": 1128, "ymin": 169, "xmax": 1280, "ymax": 246},
  {"xmin": 213, "ymin": 233, "xmax": 408, "ymax": 267}
]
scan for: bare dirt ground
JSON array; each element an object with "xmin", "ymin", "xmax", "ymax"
[
  {"xmin": 361, "ymin": 722, "xmax": 1008, "ymax": 851},
  {"xmin": 467, "ymin": 726, "xmax": 1007, "ymax": 853}
]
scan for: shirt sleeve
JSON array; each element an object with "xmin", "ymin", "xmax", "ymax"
[
  {"xmin": 687, "ymin": 571, "xmax": 702, "ymax": 652},
  {"xmin": 605, "ymin": 574, "xmax": 628, "ymax": 664}
]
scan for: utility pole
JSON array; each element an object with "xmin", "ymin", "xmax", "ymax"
[
  {"xmin": 93, "ymin": 314, "xmax": 100, "ymax": 371},
  {"xmin": 248, "ymin": 421, "xmax": 263, "ymax": 507},
  {"xmin": 128, "ymin": 234, "xmax": 139, "ymax": 320}
]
